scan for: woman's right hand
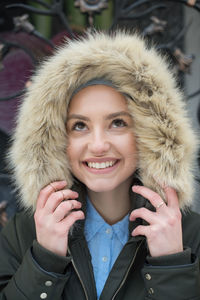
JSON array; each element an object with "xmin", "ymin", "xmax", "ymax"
[{"xmin": 34, "ymin": 181, "xmax": 85, "ymax": 256}]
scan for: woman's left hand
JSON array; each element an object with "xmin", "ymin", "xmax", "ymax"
[{"xmin": 130, "ymin": 185, "xmax": 183, "ymax": 257}]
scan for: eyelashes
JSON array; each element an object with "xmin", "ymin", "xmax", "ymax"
[
  {"xmin": 71, "ymin": 121, "xmax": 87, "ymax": 131},
  {"xmin": 111, "ymin": 118, "xmax": 128, "ymax": 128},
  {"xmin": 69, "ymin": 118, "xmax": 128, "ymax": 132}
]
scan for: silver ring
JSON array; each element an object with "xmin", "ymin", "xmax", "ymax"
[
  {"xmin": 50, "ymin": 183, "xmax": 56, "ymax": 192},
  {"xmin": 156, "ymin": 201, "xmax": 165, "ymax": 209},
  {"xmin": 61, "ymin": 191, "xmax": 65, "ymax": 201}
]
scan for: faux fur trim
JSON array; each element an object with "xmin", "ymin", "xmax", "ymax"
[{"xmin": 9, "ymin": 31, "xmax": 197, "ymax": 211}]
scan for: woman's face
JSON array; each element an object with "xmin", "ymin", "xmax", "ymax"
[{"xmin": 66, "ymin": 85, "xmax": 138, "ymax": 193}]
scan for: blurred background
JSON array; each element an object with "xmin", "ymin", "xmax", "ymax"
[{"xmin": 0, "ymin": 0, "xmax": 200, "ymax": 229}]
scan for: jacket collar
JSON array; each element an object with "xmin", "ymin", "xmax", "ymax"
[{"xmin": 69, "ymin": 176, "xmax": 152, "ymax": 243}]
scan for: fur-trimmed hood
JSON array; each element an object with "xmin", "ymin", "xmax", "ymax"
[{"xmin": 9, "ymin": 31, "xmax": 197, "ymax": 211}]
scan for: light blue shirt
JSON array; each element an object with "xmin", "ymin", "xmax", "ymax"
[{"xmin": 84, "ymin": 199, "xmax": 129, "ymax": 299}]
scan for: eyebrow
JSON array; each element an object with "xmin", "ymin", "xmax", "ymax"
[
  {"xmin": 67, "ymin": 111, "xmax": 132, "ymax": 122},
  {"xmin": 67, "ymin": 114, "xmax": 89, "ymax": 121},
  {"xmin": 105, "ymin": 111, "xmax": 131, "ymax": 120}
]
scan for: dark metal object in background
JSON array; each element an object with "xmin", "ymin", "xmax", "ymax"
[
  {"xmin": 143, "ymin": 16, "xmax": 167, "ymax": 36},
  {"xmin": 13, "ymin": 14, "xmax": 55, "ymax": 48},
  {"xmin": 75, "ymin": 0, "xmax": 108, "ymax": 26},
  {"xmin": 7, "ymin": 0, "xmax": 75, "ymax": 38},
  {"xmin": 111, "ymin": 0, "xmax": 199, "ymax": 29},
  {"xmin": 0, "ymin": 1, "xmax": 199, "ymax": 102},
  {"xmin": 173, "ymin": 48, "xmax": 194, "ymax": 73}
]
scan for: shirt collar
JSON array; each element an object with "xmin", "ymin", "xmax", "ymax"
[
  {"xmin": 84, "ymin": 197, "xmax": 105, "ymax": 242},
  {"xmin": 112, "ymin": 214, "xmax": 129, "ymax": 245}
]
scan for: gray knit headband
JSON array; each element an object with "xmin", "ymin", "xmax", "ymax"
[{"xmin": 70, "ymin": 78, "xmax": 119, "ymax": 100}]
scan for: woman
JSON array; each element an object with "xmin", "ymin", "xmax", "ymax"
[{"xmin": 0, "ymin": 31, "xmax": 200, "ymax": 300}]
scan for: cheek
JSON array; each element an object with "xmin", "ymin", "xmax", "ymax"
[
  {"xmin": 124, "ymin": 137, "xmax": 138, "ymax": 165},
  {"xmin": 118, "ymin": 134, "xmax": 137, "ymax": 154},
  {"xmin": 66, "ymin": 140, "xmax": 76, "ymax": 164},
  {"xmin": 66, "ymin": 145, "xmax": 79, "ymax": 177},
  {"xmin": 66, "ymin": 138, "xmax": 83, "ymax": 166},
  {"xmin": 129, "ymin": 138, "xmax": 137, "ymax": 155}
]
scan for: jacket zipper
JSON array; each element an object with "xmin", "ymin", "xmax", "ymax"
[
  {"xmin": 111, "ymin": 240, "xmax": 144, "ymax": 300},
  {"xmin": 68, "ymin": 248, "xmax": 89, "ymax": 300}
]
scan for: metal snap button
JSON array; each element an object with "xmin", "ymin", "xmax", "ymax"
[
  {"xmin": 145, "ymin": 273, "xmax": 151, "ymax": 280},
  {"xmin": 40, "ymin": 292, "xmax": 47, "ymax": 299},
  {"xmin": 45, "ymin": 281, "xmax": 52, "ymax": 287},
  {"xmin": 148, "ymin": 288, "xmax": 154, "ymax": 295}
]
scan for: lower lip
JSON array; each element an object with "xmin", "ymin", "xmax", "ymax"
[{"xmin": 83, "ymin": 160, "xmax": 120, "ymax": 174}]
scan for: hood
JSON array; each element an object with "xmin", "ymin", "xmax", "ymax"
[{"xmin": 9, "ymin": 31, "xmax": 197, "ymax": 211}]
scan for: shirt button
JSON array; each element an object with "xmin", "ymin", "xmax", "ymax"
[
  {"xmin": 148, "ymin": 288, "xmax": 154, "ymax": 295},
  {"xmin": 105, "ymin": 228, "xmax": 111, "ymax": 234},
  {"xmin": 40, "ymin": 293, "xmax": 47, "ymax": 299},
  {"xmin": 145, "ymin": 273, "xmax": 151, "ymax": 280},
  {"xmin": 102, "ymin": 256, "xmax": 108, "ymax": 262},
  {"xmin": 45, "ymin": 280, "xmax": 52, "ymax": 287}
]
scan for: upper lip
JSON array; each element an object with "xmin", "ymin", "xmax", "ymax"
[{"xmin": 83, "ymin": 157, "xmax": 119, "ymax": 163}]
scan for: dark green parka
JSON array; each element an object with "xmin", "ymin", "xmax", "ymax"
[
  {"xmin": 0, "ymin": 32, "xmax": 200, "ymax": 299},
  {"xmin": 1, "ymin": 190, "xmax": 200, "ymax": 299}
]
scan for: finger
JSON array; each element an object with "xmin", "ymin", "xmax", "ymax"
[
  {"xmin": 59, "ymin": 210, "xmax": 85, "ymax": 232},
  {"xmin": 36, "ymin": 181, "xmax": 67, "ymax": 210},
  {"xmin": 45, "ymin": 189, "xmax": 79, "ymax": 213},
  {"xmin": 132, "ymin": 185, "xmax": 166, "ymax": 210},
  {"xmin": 129, "ymin": 207, "xmax": 156, "ymax": 224},
  {"xmin": 164, "ymin": 186, "xmax": 179, "ymax": 208},
  {"xmin": 53, "ymin": 200, "xmax": 82, "ymax": 222},
  {"xmin": 132, "ymin": 224, "xmax": 150, "ymax": 237}
]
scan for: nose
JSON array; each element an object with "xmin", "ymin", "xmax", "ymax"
[{"xmin": 88, "ymin": 128, "xmax": 110, "ymax": 155}]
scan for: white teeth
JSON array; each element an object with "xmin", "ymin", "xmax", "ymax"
[
  {"xmin": 101, "ymin": 162, "xmax": 106, "ymax": 168},
  {"xmin": 87, "ymin": 161, "xmax": 116, "ymax": 169}
]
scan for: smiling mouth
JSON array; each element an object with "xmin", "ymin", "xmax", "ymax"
[{"xmin": 85, "ymin": 160, "xmax": 118, "ymax": 169}]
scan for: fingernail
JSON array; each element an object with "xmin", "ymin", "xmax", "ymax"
[
  {"xmin": 132, "ymin": 185, "xmax": 139, "ymax": 191},
  {"xmin": 80, "ymin": 212, "xmax": 85, "ymax": 219},
  {"xmin": 61, "ymin": 180, "xmax": 67, "ymax": 185}
]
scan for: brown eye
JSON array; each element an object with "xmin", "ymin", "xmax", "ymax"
[
  {"xmin": 72, "ymin": 121, "xmax": 87, "ymax": 131},
  {"xmin": 112, "ymin": 118, "xmax": 127, "ymax": 128}
]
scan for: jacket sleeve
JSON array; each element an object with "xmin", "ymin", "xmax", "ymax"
[
  {"xmin": 0, "ymin": 215, "xmax": 72, "ymax": 300},
  {"xmin": 141, "ymin": 248, "xmax": 200, "ymax": 300}
]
